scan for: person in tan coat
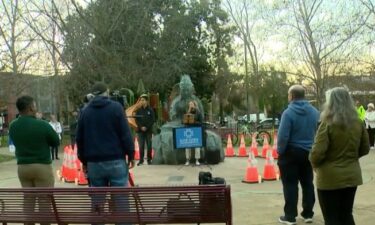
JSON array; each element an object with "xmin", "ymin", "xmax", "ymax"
[{"xmin": 310, "ymin": 87, "xmax": 369, "ymax": 225}]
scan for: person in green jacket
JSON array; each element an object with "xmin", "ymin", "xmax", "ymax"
[
  {"xmin": 9, "ymin": 95, "xmax": 60, "ymax": 225},
  {"xmin": 310, "ymin": 88, "xmax": 369, "ymax": 225}
]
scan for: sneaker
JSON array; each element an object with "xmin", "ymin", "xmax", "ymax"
[
  {"xmin": 278, "ymin": 216, "xmax": 296, "ymax": 225},
  {"xmin": 185, "ymin": 161, "xmax": 190, "ymax": 166},
  {"xmin": 195, "ymin": 160, "xmax": 200, "ymax": 166},
  {"xmin": 137, "ymin": 161, "xmax": 144, "ymax": 166},
  {"xmin": 147, "ymin": 160, "xmax": 152, "ymax": 165},
  {"xmin": 300, "ymin": 216, "xmax": 313, "ymax": 223}
]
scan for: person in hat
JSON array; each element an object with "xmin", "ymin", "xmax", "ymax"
[
  {"xmin": 365, "ymin": 102, "xmax": 375, "ymax": 150},
  {"xmin": 135, "ymin": 94, "xmax": 155, "ymax": 165},
  {"xmin": 76, "ymin": 81, "xmax": 135, "ymax": 186}
]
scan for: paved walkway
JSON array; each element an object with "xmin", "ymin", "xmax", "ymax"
[{"xmin": 1, "ymin": 146, "xmax": 375, "ymax": 224}]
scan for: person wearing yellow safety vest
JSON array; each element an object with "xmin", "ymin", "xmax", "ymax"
[{"xmin": 356, "ymin": 100, "xmax": 366, "ymax": 121}]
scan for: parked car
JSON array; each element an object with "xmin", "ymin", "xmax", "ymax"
[
  {"xmin": 238, "ymin": 113, "xmax": 266, "ymax": 123},
  {"xmin": 257, "ymin": 118, "xmax": 279, "ymax": 130}
]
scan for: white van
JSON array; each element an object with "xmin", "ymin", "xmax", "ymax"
[{"xmin": 240, "ymin": 113, "xmax": 266, "ymax": 123}]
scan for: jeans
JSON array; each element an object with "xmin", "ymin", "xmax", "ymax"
[
  {"xmin": 87, "ymin": 159, "xmax": 131, "ymax": 225},
  {"xmin": 318, "ymin": 187, "xmax": 357, "ymax": 225},
  {"xmin": 138, "ymin": 132, "xmax": 152, "ymax": 162},
  {"xmin": 278, "ymin": 148, "xmax": 315, "ymax": 221}
]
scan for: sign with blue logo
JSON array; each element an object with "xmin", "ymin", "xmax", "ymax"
[{"xmin": 173, "ymin": 126, "xmax": 204, "ymax": 149}]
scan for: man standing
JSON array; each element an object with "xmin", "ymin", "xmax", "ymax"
[
  {"xmin": 277, "ymin": 85, "xmax": 319, "ymax": 225},
  {"xmin": 76, "ymin": 82, "xmax": 135, "ymax": 187},
  {"xmin": 49, "ymin": 114, "xmax": 62, "ymax": 160},
  {"xmin": 135, "ymin": 94, "xmax": 155, "ymax": 165},
  {"xmin": 9, "ymin": 96, "xmax": 60, "ymax": 225}
]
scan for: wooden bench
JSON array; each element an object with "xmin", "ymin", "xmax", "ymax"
[{"xmin": 0, "ymin": 185, "xmax": 232, "ymax": 224}]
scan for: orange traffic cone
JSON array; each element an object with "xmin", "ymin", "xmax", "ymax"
[
  {"xmin": 128, "ymin": 170, "xmax": 135, "ymax": 187},
  {"xmin": 271, "ymin": 132, "xmax": 278, "ymax": 159},
  {"xmin": 242, "ymin": 152, "xmax": 262, "ymax": 183},
  {"xmin": 134, "ymin": 137, "xmax": 140, "ymax": 160},
  {"xmin": 237, "ymin": 134, "xmax": 247, "ymax": 157},
  {"xmin": 56, "ymin": 145, "xmax": 70, "ymax": 181},
  {"xmin": 225, "ymin": 134, "xmax": 235, "ymax": 157},
  {"xmin": 74, "ymin": 147, "xmax": 88, "ymax": 186},
  {"xmin": 261, "ymin": 135, "xmax": 270, "ymax": 158},
  {"xmin": 60, "ymin": 145, "xmax": 76, "ymax": 183},
  {"xmin": 249, "ymin": 133, "xmax": 259, "ymax": 157},
  {"xmin": 262, "ymin": 151, "xmax": 279, "ymax": 181}
]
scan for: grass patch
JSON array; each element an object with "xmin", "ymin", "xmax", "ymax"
[{"xmin": 0, "ymin": 154, "xmax": 15, "ymax": 163}]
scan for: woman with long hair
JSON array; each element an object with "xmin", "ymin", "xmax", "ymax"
[{"xmin": 310, "ymin": 87, "xmax": 369, "ymax": 225}]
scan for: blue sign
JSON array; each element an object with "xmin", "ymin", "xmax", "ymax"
[{"xmin": 173, "ymin": 126, "xmax": 204, "ymax": 149}]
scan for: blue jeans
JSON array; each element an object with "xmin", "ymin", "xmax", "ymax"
[{"xmin": 87, "ymin": 159, "xmax": 131, "ymax": 225}]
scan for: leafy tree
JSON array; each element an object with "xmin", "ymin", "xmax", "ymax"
[
  {"xmin": 62, "ymin": 0, "xmax": 234, "ymax": 108},
  {"xmin": 258, "ymin": 68, "xmax": 289, "ymax": 118}
]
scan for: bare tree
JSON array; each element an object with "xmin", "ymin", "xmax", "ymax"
[
  {"xmin": 358, "ymin": 0, "xmax": 375, "ymax": 71},
  {"xmin": 0, "ymin": 0, "xmax": 40, "ymax": 120},
  {"xmin": 20, "ymin": 0, "xmax": 75, "ymax": 116},
  {"xmin": 278, "ymin": 0, "xmax": 368, "ymax": 105},
  {"xmin": 224, "ymin": 0, "xmax": 269, "ymax": 119}
]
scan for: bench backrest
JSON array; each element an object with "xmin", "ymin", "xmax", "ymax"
[{"xmin": 0, "ymin": 185, "xmax": 232, "ymax": 224}]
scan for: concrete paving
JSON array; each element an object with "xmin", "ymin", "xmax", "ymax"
[{"xmin": 1, "ymin": 146, "xmax": 375, "ymax": 225}]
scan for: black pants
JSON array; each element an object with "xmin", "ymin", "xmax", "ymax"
[
  {"xmin": 367, "ymin": 128, "xmax": 375, "ymax": 147},
  {"xmin": 50, "ymin": 146, "xmax": 59, "ymax": 160},
  {"xmin": 70, "ymin": 135, "xmax": 76, "ymax": 149},
  {"xmin": 318, "ymin": 187, "xmax": 357, "ymax": 225},
  {"xmin": 278, "ymin": 148, "xmax": 315, "ymax": 221},
  {"xmin": 138, "ymin": 132, "xmax": 152, "ymax": 162}
]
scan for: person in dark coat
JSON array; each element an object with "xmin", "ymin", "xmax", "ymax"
[{"xmin": 135, "ymin": 94, "xmax": 155, "ymax": 165}]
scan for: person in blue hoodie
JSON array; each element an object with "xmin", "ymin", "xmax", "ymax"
[
  {"xmin": 76, "ymin": 82, "xmax": 134, "ymax": 225},
  {"xmin": 277, "ymin": 85, "xmax": 320, "ymax": 225}
]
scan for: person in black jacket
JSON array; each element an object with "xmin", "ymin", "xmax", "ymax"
[
  {"xmin": 135, "ymin": 94, "xmax": 155, "ymax": 165},
  {"xmin": 76, "ymin": 82, "xmax": 135, "ymax": 185}
]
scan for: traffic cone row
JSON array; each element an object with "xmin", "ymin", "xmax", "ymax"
[
  {"xmin": 224, "ymin": 133, "xmax": 278, "ymax": 159},
  {"xmin": 242, "ymin": 151, "xmax": 280, "ymax": 184},
  {"xmin": 56, "ymin": 145, "xmax": 88, "ymax": 185}
]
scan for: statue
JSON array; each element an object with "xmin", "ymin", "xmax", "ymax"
[
  {"xmin": 169, "ymin": 75, "xmax": 204, "ymax": 122},
  {"xmin": 152, "ymin": 75, "xmax": 224, "ymax": 165}
]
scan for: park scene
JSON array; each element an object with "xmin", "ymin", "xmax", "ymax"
[{"xmin": 1, "ymin": 0, "xmax": 375, "ymax": 224}]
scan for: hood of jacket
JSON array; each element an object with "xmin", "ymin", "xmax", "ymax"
[
  {"xmin": 88, "ymin": 96, "xmax": 111, "ymax": 108},
  {"xmin": 289, "ymin": 100, "xmax": 312, "ymax": 116}
]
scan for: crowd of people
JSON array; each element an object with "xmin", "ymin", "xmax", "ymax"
[
  {"xmin": 4, "ymin": 80, "xmax": 374, "ymax": 225},
  {"xmin": 277, "ymin": 85, "xmax": 370, "ymax": 225}
]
